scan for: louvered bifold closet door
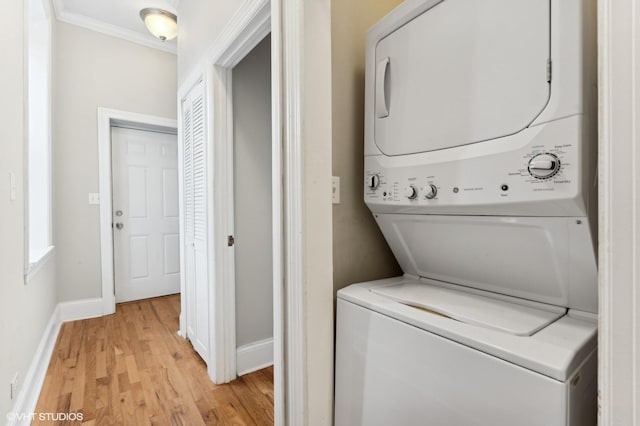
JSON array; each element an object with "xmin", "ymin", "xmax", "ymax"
[
  {"xmin": 182, "ymin": 80, "xmax": 210, "ymax": 363},
  {"xmin": 183, "ymin": 95, "xmax": 195, "ymax": 340}
]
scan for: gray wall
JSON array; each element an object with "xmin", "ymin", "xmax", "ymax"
[
  {"xmin": 331, "ymin": 0, "xmax": 404, "ymax": 294},
  {"xmin": 0, "ymin": 2, "xmax": 58, "ymax": 418},
  {"xmin": 232, "ymin": 36, "xmax": 273, "ymax": 347},
  {"xmin": 54, "ymin": 22, "xmax": 177, "ymax": 302}
]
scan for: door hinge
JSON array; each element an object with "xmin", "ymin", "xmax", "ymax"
[
  {"xmin": 547, "ymin": 59, "xmax": 552, "ymax": 83},
  {"xmin": 227, "ymin": 235, "xmax": 235, "ymax": 247}
]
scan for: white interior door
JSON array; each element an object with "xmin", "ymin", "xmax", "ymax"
[
  {"xmin": 182, "ymin": 80, "xmax": 210, "ymax": 362},
  {"xmin": 112, "ymin": 126, "xmax": 180, "ymax": 303}
]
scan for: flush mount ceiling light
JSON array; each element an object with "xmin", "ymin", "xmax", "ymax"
[{"xmin": 140, "ymin": 8, "xmax": 177, "ymax": 41}]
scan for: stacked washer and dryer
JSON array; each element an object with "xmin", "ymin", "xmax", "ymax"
[{"xmin": 334, "ymin": 0, "xmax": 598, "ymax": 425}]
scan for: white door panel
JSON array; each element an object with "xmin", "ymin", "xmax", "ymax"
[
  {"xmin": 163, "ymin": 168, "xmax": 179, "ymax": 217},
  {"xmin": 185, "ymin": 247, "xmax": 197, "ymax": 339},
  {"xmin": 163, "ymin": 234, "xmax": 180, "ymax": 274},
  {"xmin": 181, "ymin": 80, "xmax": 210, "ymax": 363},
  {"xmin": 193, "ymin": 250, "xmax": 210, "ymax": 358},
  {"xmin": 129, "ymin": 236, "xmax": 149, "ymax": 279},
  {"xmin": 112, "ymin": 127, "xmax": 180, "ymax": 303}
]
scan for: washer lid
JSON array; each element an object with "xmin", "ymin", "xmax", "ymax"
[
  {"xmin": 371, "ymin": 281, "xmax": 565, "ymax": 336},
  {"xmin": 374, "ymin": 214, "xmax": 598, "ymax": 313},
  {"xmin": 373, "ymin": 0, "xmax": 550, "ymax": 156},
  {"xmin": 339, "ymin": 277, "xmax": 597, "ymax": 381}
]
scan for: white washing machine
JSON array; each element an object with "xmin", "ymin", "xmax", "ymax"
[{"xmin": 335, "ymin": 0, "xmax": 598, "ymax": 425}]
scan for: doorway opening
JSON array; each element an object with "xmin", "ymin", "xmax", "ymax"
[
  {"xmin": 231, "ymin": 35, "xmax": 274, "ymax": 376},
  {"xmin": 97, "ymin": 109, "xmax": 178, "ymax": 315},
  {"xmin": 176, "ymin": 0, "xmax": 285, "ymax": 419}
]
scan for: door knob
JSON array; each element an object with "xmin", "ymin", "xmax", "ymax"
[
  {"xmin": 115, "ymin": 223, "xmax": 124, "ymax": 230},
  {"xmin": 115, "ymin": 210, "xmax": 123, "ymax": 217}
]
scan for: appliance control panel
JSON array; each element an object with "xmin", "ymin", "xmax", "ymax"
[{"xmin": 365, "ymin": 116, "xmax": 588, "ymax": 216}]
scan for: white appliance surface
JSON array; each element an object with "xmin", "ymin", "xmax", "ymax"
[
  {"xmin": 365, "ymin": 115, "xmax": 592, "ymax": 217},
  {"xmin": 339, "ymin": 277, "xmax": 597, "ymax": 382},
  {"xmin": 374, "ymin": 0, "xmax": 550, "ymax": 156},
  {"xmin": 334, "ymin": 295, "xmax": 597, "ymax": 426},
  {"xmin": 337, "ymin": 0, "xmax": 599, "ymax": 423},
  {"xmin": 370, "ymin": 280, "xmax": 565, "ymax": 336},
  {"xmin": 373, "ymin": 214, "xmax": 597, "ymax": 313},
  {"xmin": 365, "ymin": 0, "xmax": 596, "ymax": 159}
]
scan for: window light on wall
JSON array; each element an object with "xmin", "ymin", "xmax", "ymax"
[{"xmin": 26, "ymin": 0, "xmax": 54, "ymax": 280}]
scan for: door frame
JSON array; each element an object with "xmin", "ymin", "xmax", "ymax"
[
  {"xmin": 597, "ymin": 0, "xmax": 640, "ymax": 423},
  {"xmin": 177, "ymin": 0, "xmax": 330, "ymax": 423},
  {"xmin": 207, "ymin": 0, "xmax": 271, "ymax": 386},
  {"xmin": 177, "ymin": 0, "xmax": 292, "ymax": 420},
  {"xmin": 97, "ymin": 108, "xmax": 178, "ymax": 315},
  {"xmin": 175, "ymin": 0, "xmax": 273, "ymax": 386}
]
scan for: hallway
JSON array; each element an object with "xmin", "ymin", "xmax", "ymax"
[{"xmin": 34, "ymin": 295, "xmax": 273, "ymax": 425}]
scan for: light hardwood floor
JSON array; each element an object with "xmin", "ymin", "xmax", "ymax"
[{"xmin": 34, "ymin": 295, "xmax": 274, "ymax": 425}]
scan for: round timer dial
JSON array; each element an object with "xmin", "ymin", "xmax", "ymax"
[
  {"xmin": 367, "ymin": 174, "xmax": 380, "ymax": 190},
  {"xmin": 528, "ymin": 153, "xmax": 561, "ymax": 180}
]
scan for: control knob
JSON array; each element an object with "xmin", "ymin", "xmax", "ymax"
[
  {"xmin": 404, "ymin": 185, "xmax": 417, "ymax": 199},
  {"xmin": 528, "ymin": 153, "xmax": 561, "ymax": 179},
  {"xmin": 367, "ymin": 174, "xmax": 380, "ymax": 190},
  {"xmin": 422, "ymin": 184, "xmax": 437, "ymax": 199}
]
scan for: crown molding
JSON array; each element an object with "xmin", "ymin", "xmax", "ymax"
[{"xmin": 51, "ymin": 0, "xmax": 177, "ymax": 54}]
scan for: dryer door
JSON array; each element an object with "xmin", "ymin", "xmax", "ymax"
[{"xmin": 374, "ymin": 0, "xmax": 550, "ymax": 156}]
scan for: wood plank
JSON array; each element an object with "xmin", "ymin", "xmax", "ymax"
[
  {"xmin": 33, "ymin": 295, "xmax": 274, "ymax": 425},
  {"xmin": 82, "ymin": 319, "xmax": 98, "ymax": 422}
]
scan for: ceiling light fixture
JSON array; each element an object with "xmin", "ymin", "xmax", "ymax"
[{"xmin": 140, "ymin": 8, "xmax": 177, "ymax": 41}]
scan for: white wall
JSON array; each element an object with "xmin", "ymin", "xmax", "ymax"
[
  {"xmin": 298, "ymin": 1, "xmax": 334, "ymax": 423},
  {"xmin": 0, "ymin": 1, "xmax": 58, "ymax": 419},
  {"xmin": 177, "ymin": 1, "xmax": 242, "ymax": 84},
  {"xmin": 331, "ymin": 0, "xmax": 403, "ymax": 293},
  {"xmin": 54, "ymin": 22, "xmax": 177, "ymax": 302},
  {"xmin": 232, "ymin": 35, "xmax": 273, "ymax": 348}
]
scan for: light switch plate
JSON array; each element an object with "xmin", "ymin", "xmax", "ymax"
[
  {"xmin": 88, "ymin": 193, "xmax": 100, "ymax": 205},
  {"xmin": 332, "ymin": 176, "xmax": 340, "ymax": 204}
]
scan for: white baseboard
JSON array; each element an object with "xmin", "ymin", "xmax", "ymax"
[
  {"xmin": 236, "ymin": 338, "xmax": 274, "ymax": 376},
  {"xmin": 7, "ymin": 297, "xmax": 105, "ymax": 425},
  {"xmin": 7, "ymin": 305, "xmax": 61, "ymax": 426},
  {"xmin": 179, "ymin": 312, "xmax": 186, "ymax": 338},
  {"xmin": 58, "ymin": 297, "xmax": 103, "ymax": 322}
]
